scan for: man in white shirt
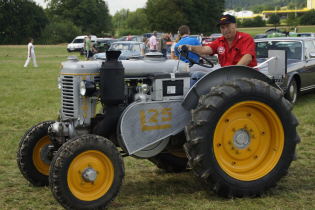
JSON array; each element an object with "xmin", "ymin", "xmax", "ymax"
[
  {"xmin": 24, "ymin": 38, "xmax": 38, "ymax": 68},
  {"xmin": 148, "ymin": 31, "xmax": 157, "ymax": 51}
]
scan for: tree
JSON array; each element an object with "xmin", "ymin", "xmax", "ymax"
[
  {"xmin": 0, "ymin": 0, "xmax": 48, "ymax": 44},
  {"xmin": 145, "ymin": 0, "xmax": 224, "ymax": 34},
  {"xmin": 125, "ymin": 9, "xmax": 149, "ymax": 35},
  {"xmin": 268, "ymin": 14, "xmax": 280, "ymax": 27},
  {"xmin": 299, "ymin": 10, "xmax": 315, "ymax": 25},
  {"xmin": 46, "ymin": 0, "xmax": 112, "ymax": 36},
  {"xmin": 40, "ymin": 19, "xmax": 82, "ymax": 44},
  {"xmin": 145, "ymin": 0, "xmax": 187, "ymax": 34},
  {"xmin": 239, "ymin": 16, "xmax": 266, "ymax": 27},
  {"xmin": 286, "ymin": 13, "xmax": 298, "ymax": 29}
]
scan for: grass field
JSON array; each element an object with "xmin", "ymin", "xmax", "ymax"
[
  {"xmin": 239, "ymin": 25, "xmax": 315, "ymax": 36},
  {"xmin": 0, "ymin": 41, "xmax": 314, "ymax": 209}
]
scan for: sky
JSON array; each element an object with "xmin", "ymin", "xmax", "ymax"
[{"xmin": 33, "ymin": 0, "xmax": 148, "ymax": 15}]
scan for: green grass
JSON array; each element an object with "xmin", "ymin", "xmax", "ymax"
[
  {"xmin": 0, "ymin": 43, "xmax": 314, "ymax": 209},
  {"xmin": 239, "ymin": 25, "xmax": 315, "ymax": 36}
]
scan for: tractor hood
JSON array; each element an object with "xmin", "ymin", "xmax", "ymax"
[{"xmin": 60, "ymin": 57, "xmax": 190, "ymax": 76}]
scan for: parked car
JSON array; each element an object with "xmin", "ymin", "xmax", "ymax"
[
  {"xmin": 296, "ymin": 32, "xmax": 315, "ymax": 37},
  {"xmin": 117, "ymin": 35, "xmax": 144, "ymax": 42},
  {"xmin": 202, "ymin": 34, "xmax": 222, "ymax": 46},
  {"xmin": 94, "ymin": 38, "xmax": 116, "ymax": 52},
  {"xmin": 67, "ymin": 35, "xmax": 97, "ymax": 52},
  {"xmin": 254, "ymin": 34, "xmax": 268, "ymax": 39},
  {"xmin": 255, "ymin": 37, "xmax": 315, "ymax": 103},
  {"xmin": 209, "ymin": 33, "xmax": 222, "ymax": 40},
  {"xmin": 93, "ymin": 41, "xmax": 147, "ymax": 60}
]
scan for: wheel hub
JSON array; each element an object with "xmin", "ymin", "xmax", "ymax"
[
  {"xmin": 233, "ymin": 129, "xmax": 251, "ymax": 149},
  {"xmin": 40, "ymin": 144, "xmax": 52, "ymax": 165},
  {"xmin": 289, "ymin": 84, "xmax": 296, "ymax": 99},
  {"xmin": 82, "ymin": 168, "xmax": 97, "ymax": 182}
]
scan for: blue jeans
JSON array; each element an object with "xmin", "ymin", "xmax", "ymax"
[{"xmin": 190, "ymin": 71, "xmax": 207, "ymax": 86}]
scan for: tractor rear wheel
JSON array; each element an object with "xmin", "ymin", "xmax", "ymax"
[
  {"xmin": 148, "ymin": 151, "xmax": 188, "ymax": 173},
  {"xmin": 17, "ymin": 121, "xmax": 55, "ymax": 186},
  {"xmin": 184, "ymin": 78, "xmax": 299, "ymax": 197},
  {"xmin": 148, "ymin": 132, "xmax": 188, "ymax": 173},
  {"xmin": 49, "ymin": 135, "xmax": 124, "ymax": 209}
]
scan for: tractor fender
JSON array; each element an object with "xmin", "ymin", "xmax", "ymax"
[{"xmin": 182, "ymin": 65, "xmax": 276, "ymax": 110}]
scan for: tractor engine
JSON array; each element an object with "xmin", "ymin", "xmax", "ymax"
[{"xmin": 49, "ymin": 54, "xmax": 190, "ymax": 148}]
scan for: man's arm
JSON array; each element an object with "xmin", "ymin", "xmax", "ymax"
[
  {"xmin": 188, "ymin": 45, "xmax": 213, "ymax": 55},
  {"xmin": 236, "ymin": 54, "xmax": 252, "ymax": 66},
  {"xmin": 28, "ymin": 44, "xmax": 32, "ymax": 57}
]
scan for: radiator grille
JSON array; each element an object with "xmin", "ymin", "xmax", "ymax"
[{"xmin": 61, "ymin": 76, "xmax": 75, "ymax": 117}]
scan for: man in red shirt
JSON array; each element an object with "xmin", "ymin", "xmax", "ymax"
[{"xmin": 185, "ymin": 14, "xmax": 257, "ymax": 67}]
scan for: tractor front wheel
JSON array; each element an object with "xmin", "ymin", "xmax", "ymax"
[
  {"xmin": 49, "ymin": 135, "xmax": 124, "ymax": 209},
  {"xmin": 184, "ymin": 78, "xmax": 299, "ymax": 197},
  {"xmin": 17, "ymin": 121, "xmax": 55, "ymax": 186}
]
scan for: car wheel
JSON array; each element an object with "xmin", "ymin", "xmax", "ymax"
[{"xmin": 285, "ymin": 79, "xmax": 298, "ymax": 104}]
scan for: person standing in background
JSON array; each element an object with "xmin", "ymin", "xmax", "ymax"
[
  {"xmin": 24, "ymin": 38, "xmax": 38, "ymax": 68},
  {"xmin": 84, "ymin": 35, "xmax": 92, "ymax": 60},
  {"xmin": 148, "ymin": 31, "xmax": 157, "ymax": 51},
  {"xmin": 160, "ymin": 34, "xmax": 170, "ymax": 58}
]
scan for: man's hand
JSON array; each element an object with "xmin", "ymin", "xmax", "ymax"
[
  {"xmin": 236, "ymin": 54, "xmax": 253, "ymax": 66},
  {"xmin": 177, "ymin": 45, "xmax": 191, "ymax": 52},
  {"xmin": 180, "ymin": 45, "xmax": 190, "ymax": 53}
]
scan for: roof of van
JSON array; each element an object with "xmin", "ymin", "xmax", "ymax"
[{"xmin": 75, "ymin": 35, "xmax": 97, "ymax": 39}]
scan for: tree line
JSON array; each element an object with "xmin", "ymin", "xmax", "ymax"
[
  {"xmin": 0, "ymin": 0, "xmax": 224, "ymax": 44},
  {"xmin": 1, "ymin": 0, "xmax": 315, "ymax": 45}
]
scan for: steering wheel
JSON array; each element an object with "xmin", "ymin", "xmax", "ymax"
[{"xmin": 179, "ymin": 45, "xmax": 214, "ymax": 68}]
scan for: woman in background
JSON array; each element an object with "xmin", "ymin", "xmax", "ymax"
[{"xmin": 24, "ymin": 38, "xmax": 38, "ymax": 68}]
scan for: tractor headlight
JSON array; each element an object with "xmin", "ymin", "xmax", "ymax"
[
  {"xmin": 141, "ymin": 84, "xmax": 149, "ymax": 93},
  {"xmin": 80, "ymin": 80, "xmax": 96, "ymax": 96},
  {"xmin": 137, "ymin": 84, "xmax": 149, "ymax": 94}
]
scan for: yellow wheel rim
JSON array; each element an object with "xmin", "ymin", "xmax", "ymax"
[
  {"xmin": 213, "ymin": 101, "xmax": 284, "ymax": 181},
  {"xmin": 32, "ymin": 136, "xmax": 51, "ymax": 175},
  {"xmin": 67, "ymin": 150, "xmax": 114, "ymax": 201}
]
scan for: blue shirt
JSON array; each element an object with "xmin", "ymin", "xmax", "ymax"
[{"xmin": 175, "ymin": 36, "xmax": 201, "ymax": 63}]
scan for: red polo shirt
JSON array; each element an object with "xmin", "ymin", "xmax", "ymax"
[{"xmin": 208, "ymin": 31, "xmax": 257, "ymax": 67}]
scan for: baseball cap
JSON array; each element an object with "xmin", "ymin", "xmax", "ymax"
[{"xmin": 217, "ymin": 14, "xmax": 236, "ymax": 26}]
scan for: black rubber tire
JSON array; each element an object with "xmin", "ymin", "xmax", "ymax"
[
  {"xmin": 148, "ymin": 132, "xmax": 188, "ymax": 173},
  {"xmin": 184, "ymin": 78, "xmax": 299, "ymax": 197},
  {"xmin": 285, "ymin": 79, "xmax": 298, "ymax": 104},
  {"xmin": 49, "ymin": 135, "xmax": 124, "ymax": 210},
  {"xmin": 17, "ymin": 121, "xmax": 55, "ymax": 186},
  {"xmin": 148, "ymin": 152, "xmax": 188, "ymax": 173}
]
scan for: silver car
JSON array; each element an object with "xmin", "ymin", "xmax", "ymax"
[
  {"xmin": 93, "ymin": 41, "xmax": 147, "ymax": 60},
  {"xmin": 256, "ymin": 37, "xmax": 315, "ymax": 103}
]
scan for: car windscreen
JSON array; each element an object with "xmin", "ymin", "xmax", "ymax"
[
  {"xmin": 110, "ymin": 43, "xmax": 141, "ymax": 52},
  {"xmin": 72, "ymin": 39, "xmax": 84, "ymax": 43},
  {"xmin": 256, "ymin": 41, "xmax": 302, "ymax": 60}
]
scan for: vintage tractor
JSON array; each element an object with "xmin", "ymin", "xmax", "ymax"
[{"xmin": 17, "ymin": 49, "xmax": 299, "ymax": 209}]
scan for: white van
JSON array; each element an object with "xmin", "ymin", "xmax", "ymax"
[{"xmin": 67, "ymin": 35, "xmax": 97, "ymax": 52}]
